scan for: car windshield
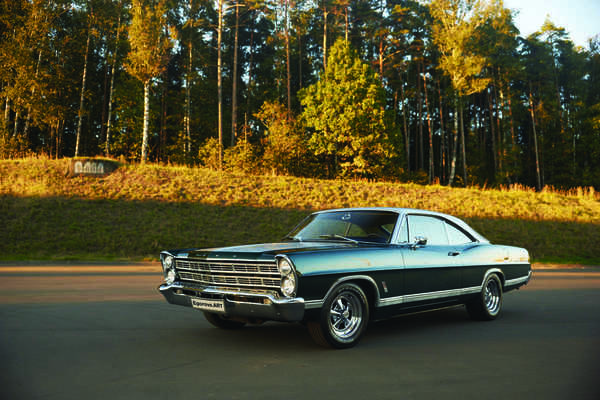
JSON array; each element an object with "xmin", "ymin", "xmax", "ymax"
[{"xmin": 286, "ymin": 210, "xmax": 399, "ymax": 244}]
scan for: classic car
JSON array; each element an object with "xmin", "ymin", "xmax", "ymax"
[{"xmin": 158, "ymin": 208, "xmax": 531, "ymax": 348}]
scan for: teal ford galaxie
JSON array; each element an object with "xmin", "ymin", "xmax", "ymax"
[{"xmin": 158, "ymin": 208, "xmax": 531, "ymax": 348}]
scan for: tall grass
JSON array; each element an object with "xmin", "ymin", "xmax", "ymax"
[{"xmin": 1, "ymin": 157, "xmax": 598, "ymax": 264}]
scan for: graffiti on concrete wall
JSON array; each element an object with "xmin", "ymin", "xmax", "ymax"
[{"xmin": 68, "ymin": 159, "xmax": 119, "ymax": 177}]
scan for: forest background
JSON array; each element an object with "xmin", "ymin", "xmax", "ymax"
[{"xmin": 1, "ymin": 0, "xmax": 600, "ymax": 190}]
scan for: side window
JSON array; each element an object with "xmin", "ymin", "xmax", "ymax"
[
  {"xmin": 446, "ymin": 222, "xmax": 474, "ymax": 245},
  {"xmin": 407, "ymin": 215, "xmax": 449, "ymax": 245}
]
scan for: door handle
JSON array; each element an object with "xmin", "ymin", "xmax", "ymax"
[{"xmin": 448, "ymin": 251, "xmax": 460, "ymax": 257}]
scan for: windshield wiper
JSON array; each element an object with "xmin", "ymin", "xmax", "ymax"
[{"xmin": 319, "ymin": 234, "xmax": 359, "ymax": 244}]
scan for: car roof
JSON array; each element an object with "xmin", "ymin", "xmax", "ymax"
[{"xmin": 312, "ymin": 207, "xmax": 490, "ymax": 243}]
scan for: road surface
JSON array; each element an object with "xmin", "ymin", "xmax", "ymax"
[{"xmin": 0, "ymin": 265, "xmax": 598, "ymax": 400}]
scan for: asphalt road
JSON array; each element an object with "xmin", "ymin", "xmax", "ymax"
[{"xmin": 1, "ymin": 266, "xmax": 599, "ymax": 400}]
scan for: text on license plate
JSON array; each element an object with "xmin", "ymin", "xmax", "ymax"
[{"xmin": 191, "ymin": 298, "xmax": 225, "ymax": 312}]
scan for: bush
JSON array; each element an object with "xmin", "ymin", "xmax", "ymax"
[
  {"xmin": 255, "ymin": 101, "xmax": 308, "ymax": 176},
  {"xmin": 197, "ymin": 137, "xmax": 221, "ymax": 170},
  {"xmin": 0, "ymin": 131, "xmax": 31, "ymax": 159},
  {"xmin": 224, "ymin": 139, "xmax": 257, "ymax": 174}
]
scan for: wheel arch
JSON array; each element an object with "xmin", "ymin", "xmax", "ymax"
[
  {"xmin": 481, "ymin": 268, "xmax": 506, "ymax": 288},
  {"xmin": 323, "ymin": 275, "xmax": 381, "ymax": 314}
]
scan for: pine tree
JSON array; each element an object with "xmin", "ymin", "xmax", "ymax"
[{"xmin": 300, "ymin": 39, "xmax": 391, "ymax": 177}]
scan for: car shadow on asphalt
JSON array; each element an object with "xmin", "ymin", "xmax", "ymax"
[{"xmin": 163, "ymin": 303, "xmax": 532, "ymax": 352}]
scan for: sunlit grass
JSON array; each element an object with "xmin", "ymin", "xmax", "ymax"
[{"xmin": 1, "ymin": 157, "xmax": 598, "ymax": 264}]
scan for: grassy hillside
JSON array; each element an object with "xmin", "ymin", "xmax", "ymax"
[{"xmin": 1, "ymin": 157, "xmax": 599, "ymax": 264}]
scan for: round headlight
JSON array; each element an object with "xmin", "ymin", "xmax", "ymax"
[
  {"xmin": 281, "ymin": 275, "xmax": 296, "ymax": 297},
  {"xmin": 166, "ymin": 268, "xmax": 176, "ymax": 285},
  {"xmin": 163, "ymin": 255, "xmax": 174, "ymax": 271},
  {"xmin": 278, "ymin": 259, "xmax": 292, "ymax": 275}
]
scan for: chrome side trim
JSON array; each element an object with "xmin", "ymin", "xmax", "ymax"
[
  {"xmin": 304, "ymin": 268, "xmax": 525, "ymax": 310},
  {"xmin": 405, "ymin": 286, "xmax": 481, "ymax": 303},
  {"xmin": 378, "ymin": 286, "xmax": 480, "ymax": 307},
  {"xmin": 304, "ymin": 300, "xmax": 324, "ymax": 310},
  {"xmin": 505, "ymin": 271, "xmax": 531, "ymax": 287}
]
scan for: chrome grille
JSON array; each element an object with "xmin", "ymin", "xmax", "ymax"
[{"xmin": 175, "ymin": 259, "xmax": 281, "ymax": 291}]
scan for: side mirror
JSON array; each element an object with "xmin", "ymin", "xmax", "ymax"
[{"xmin": 411, "ymin": 236, "xmax": 428, "ymax": 249}]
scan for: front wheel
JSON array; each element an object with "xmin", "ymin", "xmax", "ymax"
[
  {"xmin": 203, "ymin": 312, "xmax": 246, "ymax": 329},
  {"xmin": 308, "ymin": 283, "xmax": 370, "ymax": 349},
  {"xmin": 466, "ymin": 274, "xmax": 503, "ymax": 320}
]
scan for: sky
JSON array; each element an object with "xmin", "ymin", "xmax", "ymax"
[{"xmin": 503, "ymin": 0, "xmax": 600, "ymax": 48}]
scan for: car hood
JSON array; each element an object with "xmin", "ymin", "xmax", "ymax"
[{"xmin": 177, "ymin": 241, "xmax": 356, "ymax": 261}]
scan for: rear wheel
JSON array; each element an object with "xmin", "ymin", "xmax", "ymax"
[
  {"xmin": 308, "ymin": 283, "xmax": 369, "ymax": 349},
  {"xmin": 203, "ymin": 312, "xmax": 246, "ymax": 329},
  {"xmin": 467, "ymin": 274, "xmax": 503, "ymax": 320}
]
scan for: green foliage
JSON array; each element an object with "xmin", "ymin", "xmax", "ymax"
[
  {"xmin": 255, "ymin": 101, "xmax": 307, "ymax": 176},
  {"xmin": 200, "ymin": 136, "xmax": 257, "ymax": 174},
  {"xmin": 429, "ymin": 0, "xmax": 490, "ymax": 96},
  {"xmin": 223, "ymin": 138, "xmax": 257, "ymax": 174},
  {"xmin": 0, "ymin": 0, "xmax": 599, "ymax": 189},
  {"xmin": 0, "ymin": 131, "xmax": 30, "ymax": 159},
  {"xmin": 125, "ymin": 0, "xmax": 172, "ymax": 84},
  {"xmin": 198, "ymin": 137, "xmax": 221, "ymax": 170},
  {"xmin": 299, "ymin": 39, "xmax": 392, "ymax": 178}
]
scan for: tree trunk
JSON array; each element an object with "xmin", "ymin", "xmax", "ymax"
[
  {"xmin": 494, "ymin": 82, "xmax": 502, "ymax": 172},
  {"xmin": 105, "ymin": 8, "xmax": 121, "ymax": 157},
  {"xmin": 423, "ymin": 71, "xmax": 433, "ymax": 183},
  {"xmin": 448, "ymin": 96, "xmax": 459, "ymax": 186},
  {"xmin": 345, "ymin": 6, "xmax": 349, "ymax": 42},
  {"xmin": 460, "ymin": 103, "xmax": 467, "ymax": 186},
  {"xmin": 100, "ymin": 54, "xmax": 110, "ymax": 145},
  {"xmin": 160, "ymin": 75, "xmax": 167, "ymax": 161},
  {"xmin": 284, "ymin": 0, "xmax": 291, "ymax": 113},
  {"xmin": 141, "ymin": 80, "xmax": 150, "ymax": 163},
  {"xmin": 528, "ymin": 87, "xmax": 542, "ymax": 191},
  {"xmin": 185, "ymin": 29, "xmax": 192, "ymax": 153},
  {"xmin": 4, "ymin": 97, "xmax": 9, "ymax": 130},
  {"xmin": 106, "ymin": 59, "xmax": 117, "ymax": 157},
  {"xmin": 23, "ymin": 50, "xmax": 43, "ymax": 140},
  {"xmin": 75, "ymin": 27, "xmax": 91, "ymax": 157},
  {"xmin": 400, "ymin": 77, "xmax": 409, "ymax": 172},
  {"xmin": 486, "ymin": 86, "xmax": 497, "ymax": 175},
  {"xmin": 231, "ymin": 0, "xmax": 240, "ymax": 145},
  {"xmin": 13, "ymin": 108, "xmax": 19, "ymax": 138},
  {"xmin": 246, "ymin": 22, "xmax": 254, "ymax": 137},
  {"xmin": 298, "ymin": 29, "xmax": 302, "ymax": 90},
  {"xmin": 437, "ymin": 79, "xmax": 446, "ymax": 184},
  {"xmin": 323, "ymin": 7, "xmax": 328, "ymax": 71},
  {"xmin": 217, "ymin": 0, "xmax": 224, "ymax": 167},
  {"xmin": 56, "ymin": 119, "xmax": 62, "ymax": 159},
  {"xmin": 379, "ymin": 39, "xmax": 384, "ymax": 80},
  {"xmin": 506, "ymin": 77, "xmax": 515, "ymax": 146},
  {"xmin": 417, "ymin": 67, "xmax": 423, "ymax": 170}
]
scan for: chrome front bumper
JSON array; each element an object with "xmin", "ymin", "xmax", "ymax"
[{"xmin": 158, "ymin": 282, "xmax": 305, "ymax": 322}]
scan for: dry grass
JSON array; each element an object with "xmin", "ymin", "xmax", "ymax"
[{"xmin": 1, "ymin": 157, "xmax": 598, "ymax": 264}]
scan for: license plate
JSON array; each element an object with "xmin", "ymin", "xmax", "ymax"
[{"xmin": 191, "ymin": 298, "xmax": 225, "ymax": 313}]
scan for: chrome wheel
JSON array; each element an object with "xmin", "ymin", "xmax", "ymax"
[
  {"xmin": 308, "ymin": 283, "xmax": 370, "ymax": 348},
  {"xmin": 328, "ymin": 292, "xmax": 363, "ymax": 341},
  {"xmin": 466, "ymin": 273, "xmax": 503, "ymax": 321},
  {"xmin": 484, "ymin": 278, "xmax": 501, "ymax": 316}
]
